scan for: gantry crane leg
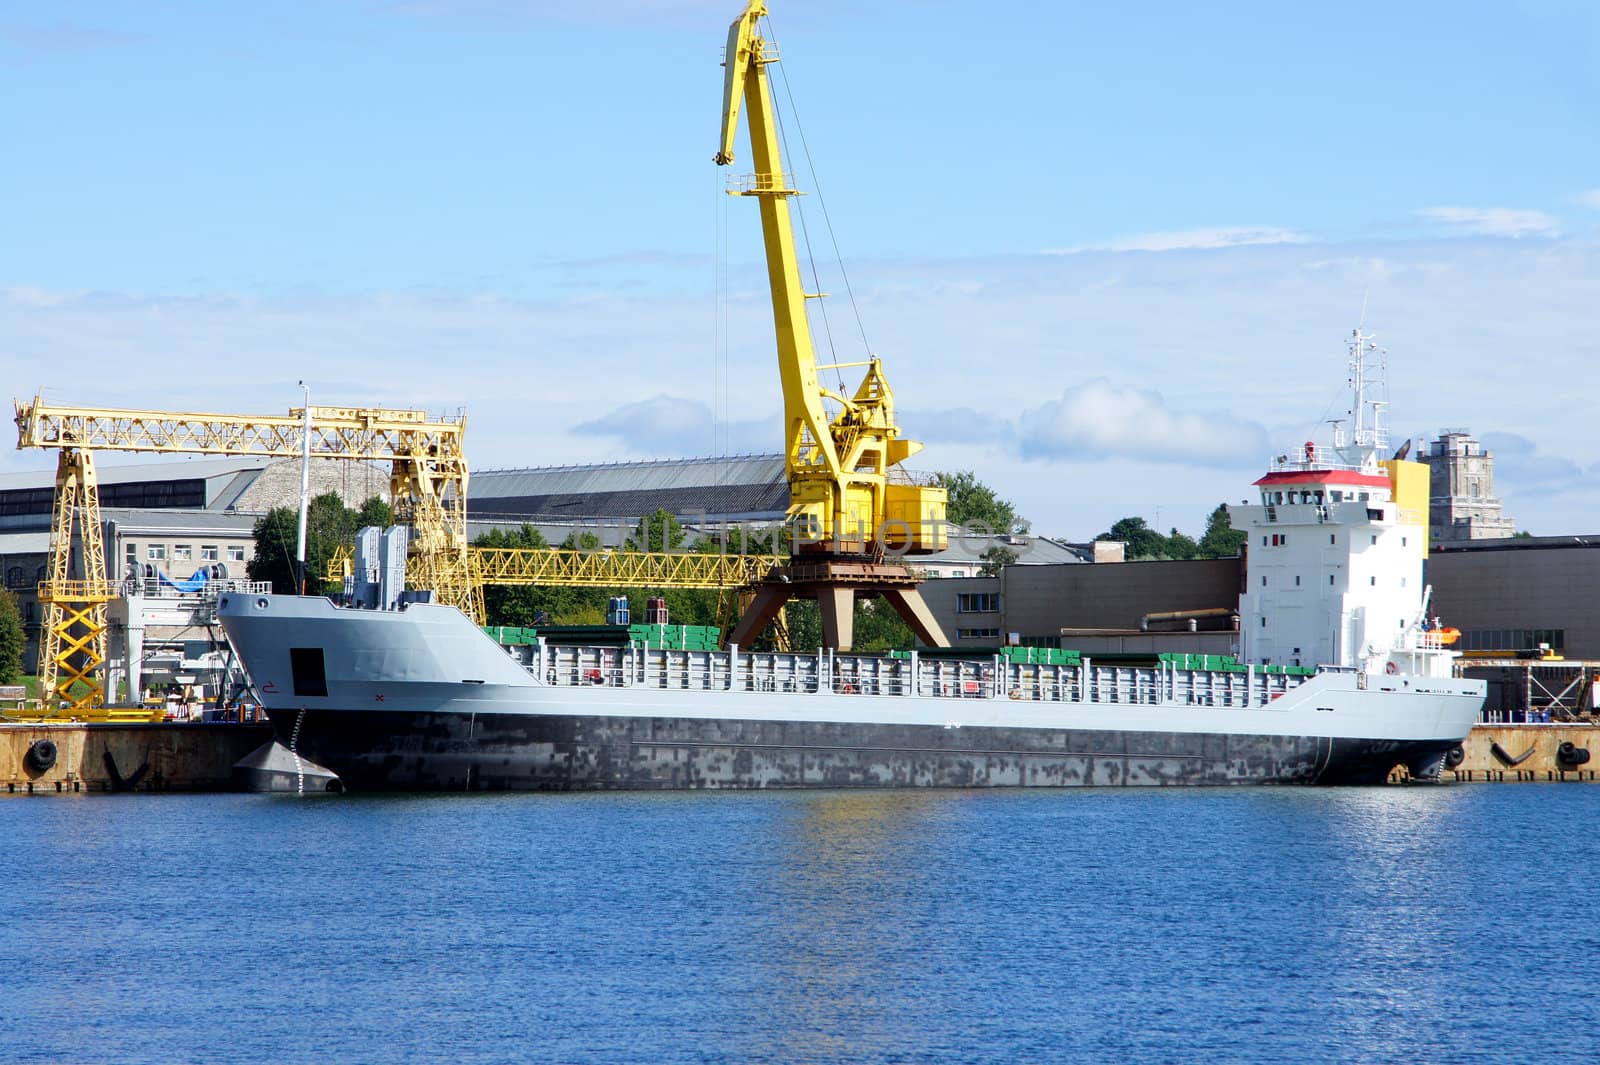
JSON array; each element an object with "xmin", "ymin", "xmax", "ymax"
[{"xmin": 37, "ymin": 448, "xmax": 114, "ymax": 713}]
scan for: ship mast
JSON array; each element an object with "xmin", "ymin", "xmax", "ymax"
[{"xmin": 1344, "ymin": 324, "xmax": 1388, "ymax": 468}]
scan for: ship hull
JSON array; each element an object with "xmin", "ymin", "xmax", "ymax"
[
  {"xmin": 265, "ymin": 706, "xmax": 1455, "ymax": 791},
  {"xmin": 218, "ymin": 594, "xmax": 1484, "ymax": 794}
]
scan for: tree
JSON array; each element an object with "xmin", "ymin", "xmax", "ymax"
[
  {"xmin": 933, "ymin": 470, "xmax": 1027, "ymax": 535},
  {"xmin": 1164, "ymin": 528, "xmax": 1199, "ymax": 561},
  {"xmin": 248, "ymin": 492, "xmax": 367, "ymax": 594},
  {"xmin": 356, "ymin": 496, "xmax": 393, "ymax": 530},
  {"xmin": 979, "ymin": 545, "xmax": 1017, "ymax": 576},
  {"xmin": 1196, "ymin": 504, "xmax": 1246, "ymax": 559},
  {"xmin": 626, "ymin": 509, "xmax": 687, "ymax": 553},
  {"xmin": 1097, "ymin": 516, "xmax": 1168, "ymax": 560},
  {"xmin": 0, "ymin": 589, "xmax": 23, "ymax": 685}
]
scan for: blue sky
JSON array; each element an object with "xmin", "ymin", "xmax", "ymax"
[{"xmin": 2, "ymin": 0, "xmax": 1597, "ymax": 538}]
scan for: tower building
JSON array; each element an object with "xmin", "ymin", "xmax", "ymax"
[{"xmin": 1421, "ymin": 430, "xmax": 1515, "ymax": 544}]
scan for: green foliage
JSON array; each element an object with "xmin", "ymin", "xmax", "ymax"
[
  {"xmin": 852, "ymin": 598, "xmax": 914, "ymax": 652},
  {"xmin": 779, "ymin": 596, "xmax": 917, "ymax": 653},
  {"xmin": 1097, "ymin": 516, "xmax": 1168, "ymax": 560},
  {"xmin": 249, "ymin": 492, "xmax": 394, "ymax": 594},
  {"xmin": 1196, "ymin": 505, "xmax": 1247, "ymax": 559},
  {"xmin": 626, "ymin": 509, "xmax": 686, "ymax": 553},
  {"xmin": 356, "ymin": 496, "xmax": 393, "ymax": 530},
  {"xmin": 0, "ymin": 589, "xmax": 24, "ymax": 685},
  {"xmin": 249, "ymin": 493, "xmax": 338, "ymax": 593},
  {"xmin": 933, "ymin": 470, "xmax": 1027, "ymax": 535},
  {"xmin": 1096, "ymin": 505, "xmax": 1244, "ymax": 561},
  {"xmin": 978, "ymin": 545, "xmax": 1017, "ymax": 576}
]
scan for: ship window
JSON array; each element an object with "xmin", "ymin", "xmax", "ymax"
[
  {"xmin": 1260, "ymin": 616, "xmax": 1267, "ymax": 627},
  {"xmin": 1401, "ymin": 536, "xmax": 1407, "ymax": 547},
  {"xmin": 1370, "ymin": 576, "xmax": 1377, "ymax": 586},
  {"xmin": 1371, "ymin": 535, "xmax": 1378, "ymax": 545},
  {"xmin": 1295, "ymin": 575, "xmax": 1301, "ymax": 586},
  {"xmin": 1329, "ymin": 575, "xmax": 1335, "ymax": 585},
  {"xmin": 1262, "ymin": 536, "xmax": 1268, "ymax": 547},
  {"xmin": 1330, "ymin": 534, "xmax": 1336, "ymax": 545},
  {"xmin": 289, "ymin": 647, "xmax": 329, "ymax": 697},
  {"xmin": 1331, "ymin": 491, "xmax": 1343, "ymax": 502},
  {"xmin": 1261, "ymin": 576, "xmax": 1267, "ymax": 586}
]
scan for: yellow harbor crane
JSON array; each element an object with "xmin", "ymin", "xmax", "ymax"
[
  {"xmin": 14, "ymin": 396, "xmax": 477, "ymax": 713},
  {"xmin": 715, "ymin": 0, "xmax": 950, "ymax": 651}
]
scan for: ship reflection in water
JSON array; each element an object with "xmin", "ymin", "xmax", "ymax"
[
  {"xmin": 6, "ymin": 787, "xmax": 1595, "ymax": 1063},
  {"xmin": 748, "ymin": 791, "xmax": 957, "ymax": 1061}
]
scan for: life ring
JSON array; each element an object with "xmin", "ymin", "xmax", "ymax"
[
  {"xmin": 24, "ymin": 739, "xmax": 57, "ymax": 773},
  {"xmin": 840, "ymin": 683, "xmax": 856, "ymax": 694},
  {"xmin": 1384, "ymin": 661, "xmax": 1398, "ymax": 675},
  {"xmin": 1009, "ymin": 689, "xmax": 1022, "ymax": 700}
]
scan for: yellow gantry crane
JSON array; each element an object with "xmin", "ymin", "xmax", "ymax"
[
  {"xmin": 331, "ymin": 543, "xmax": 780, "ymax": 591},
  {"xmin": 328, "ymin": 543, "xmax": 790, "ymax": 647},
  {"xmin": 15, "ymin": 396, "xmax": 478, "ymax": 713},
  {"xmin": 715, "ymin": 0, "xmax": 950, "ymax": 650}
]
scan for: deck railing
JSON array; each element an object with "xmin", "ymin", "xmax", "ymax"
[{"xmin": 528, "ymin": 645, "xmax": 1306, "ymax": 710}]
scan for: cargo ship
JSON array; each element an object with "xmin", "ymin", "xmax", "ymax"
[{"xmin": 216, "ymin": 331, "xmax": 1485, "ymax": 792}]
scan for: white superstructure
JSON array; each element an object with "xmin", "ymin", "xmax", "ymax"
[{"xmin": 1233, "ymin": 324, "xmax": 1452, "ymax": 679}]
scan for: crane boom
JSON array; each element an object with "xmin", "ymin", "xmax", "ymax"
[
  {"xmin": 714, "ymin": 0, "xmax": 945, "ymax": 558},
  {"xmin": 713, "ymin": 0, "xmax": 950, "ymax": 652}
]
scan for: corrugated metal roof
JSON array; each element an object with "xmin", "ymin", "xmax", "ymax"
[
  {"xmin": 0, "ymin": 456, "xmax": 273, "ymax": 491},
  {"xmin": 472, "ymin": 455, "xmax": 786, "ymax": 497},
  {"xmin": 471, "ymin": 454, "xmax": 789, "ymax": 521}
]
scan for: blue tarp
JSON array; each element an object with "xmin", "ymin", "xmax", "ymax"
[{"xmin": 157, "ymin": 567, "xmax": 212, "ymax": 593}]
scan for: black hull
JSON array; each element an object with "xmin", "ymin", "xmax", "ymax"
[{"xmin": 267, "ymin": 708, "xmax": 1452, "ymax": 791}]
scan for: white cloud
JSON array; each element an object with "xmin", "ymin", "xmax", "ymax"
[
  {"xmin": 1015, "ymin": 379, "xmax": 1267, "ymax": 466},
  {"xmin": 1576, "ymin": 189, "xmax": 1600, "ymax": 211},
  {"xmin": 1052, "ymin": 226, "xmax": 1306, "ymax": 254},
  {"xmin": 1415, "ymin": 206, "xmax": 1560, "ymax": 238},
  {"xmin": 575, "ymin": 395, "xmax": 776, "ymax": 456},
  {"xmin": 5, "ymin": 234, "xmax": 1600, "ymax": 538}
]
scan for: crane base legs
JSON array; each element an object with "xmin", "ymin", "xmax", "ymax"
[{"xmin": 724, "ymin": 560, "xmax": 950, "ymax": 652}]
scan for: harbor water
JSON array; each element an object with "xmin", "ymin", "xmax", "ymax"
[{"xmin": 4, "ymin": 786, "xmax": 1597, "ymax": 1064}]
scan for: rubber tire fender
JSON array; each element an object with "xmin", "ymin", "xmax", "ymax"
[
  {"xmin": 1557, "ymin": 741, "xmax": 1591, "ymax": 767},
  {"xmin": 1444, "ymin": 745, "xmax": 1466, "ymax": 769},
  {"xmin": 24, "ymin": 738, "xmax": 58, "ymax": 774}
]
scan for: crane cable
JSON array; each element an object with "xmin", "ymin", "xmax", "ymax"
[{"xmin": 764, "ymin": 13, "xmax": 869, "ymax": 402}]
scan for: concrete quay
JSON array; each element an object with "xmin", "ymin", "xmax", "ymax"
[
  {"xmin": 1440, "ymin": 723, "xmax": 1600, "ymax": 783},
  {"xmin": 2, "ymin": 723, "xmax": 272, "ymax": 794}
]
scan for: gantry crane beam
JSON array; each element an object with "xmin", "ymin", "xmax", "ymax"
[
  {"xmin": 713, "ymin": 0, "xmax": 949, "ymax": 650},
  {"xmin": 329, "ymin": 544, "xmax": 783, "ymax": 590},
  {"xmin": 15, "ymin": 396, "xmax": 479, "ymax": 714},
  {"xmin": 473, "ymin": 547, "xmax": 782, "ymax": 589}
]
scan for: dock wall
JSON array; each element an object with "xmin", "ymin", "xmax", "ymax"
[
  {"xmin": 1445, "ymin": 724, "xmax": 1600, "ymax": 783},
  {"xmin": 2, "ymin": 724, "xmax": 272, "ymax": 793}
]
